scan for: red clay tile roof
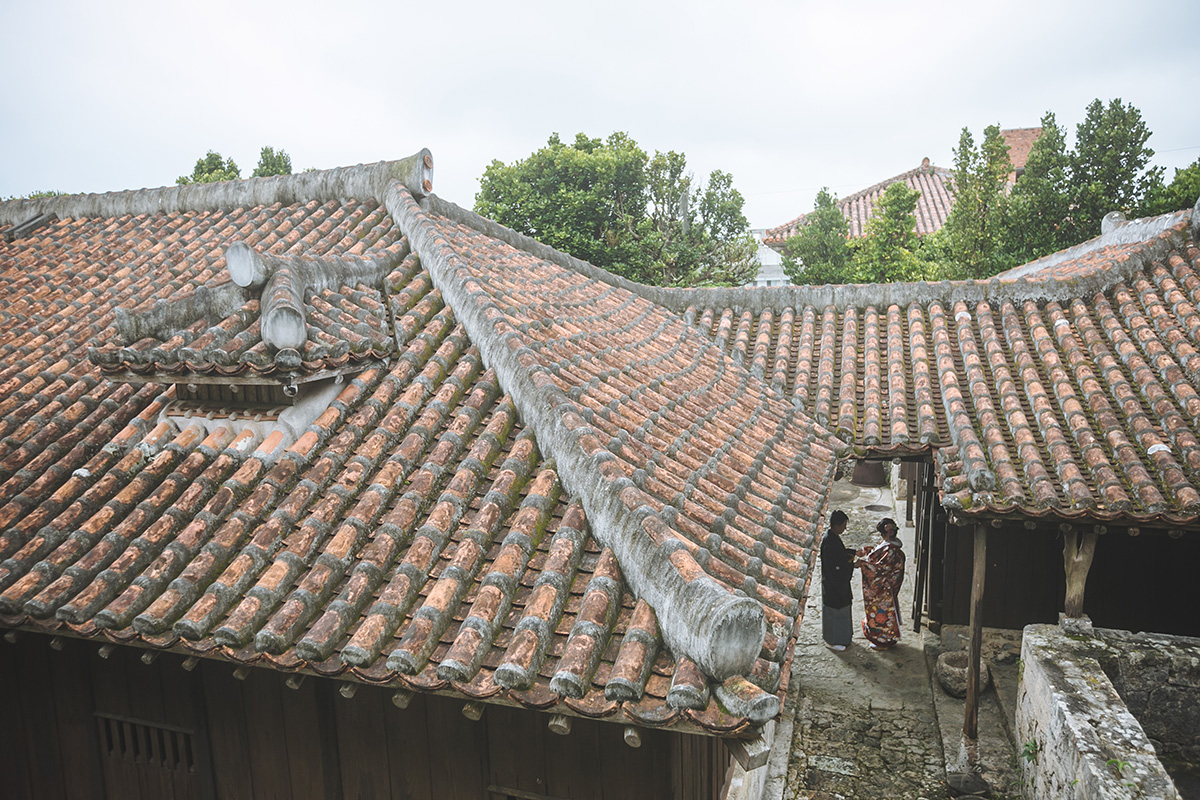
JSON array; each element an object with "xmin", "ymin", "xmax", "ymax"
[
  {"xmin": 763, "ymin": 160, "xmax": 954, "ymax": 249},
  {"xmin": 89, "ymin": 217, "xmax": 409, "ymax": 383},
  {"xmin": 1001, "ymin": 127, "xmax": 1042, "ymax": 175},
  {"xmin": 634, "ymin": 204, "xmax": 1200, "ymax": 528},
  {"xmin": 0, "ymin": 154, "xmax": 847, "ymax": 739}
]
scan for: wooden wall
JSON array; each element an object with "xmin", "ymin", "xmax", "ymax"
[
  {"xmin": 0, "ymin": 636, "xmax": 730, "ymax": 800},
  {"xmin": 935, "ymin": 523, "xmax": 1064, "ymax": 630},
  {"xmin": 928, "ymin": 518, "xmax": 1200, "ymax": 638}
]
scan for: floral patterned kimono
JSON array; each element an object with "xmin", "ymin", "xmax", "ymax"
[{"xmin": 857, "ymin": 539, "xmax": 905, "ymax": 648}]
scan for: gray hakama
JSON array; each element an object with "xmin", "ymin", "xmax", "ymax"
[{"xmin": 822, "ymin": 602, "xmax": 853, "ymax": 647}]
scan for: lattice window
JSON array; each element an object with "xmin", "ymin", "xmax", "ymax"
[{"xmin": 95, "ymin": 712, "xmax": 196, "ymax": 772}]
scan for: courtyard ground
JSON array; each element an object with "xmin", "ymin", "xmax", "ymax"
[{"xmin": 778, "ymin": 476, "xmax": 1022, "ymax": 800}]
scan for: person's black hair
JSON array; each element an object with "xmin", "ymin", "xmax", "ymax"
[
  {"xmin": 876, "ymin": 517, "xmax": 897, "ymax": 534},
  {"xmin": 830, "ymin": 510, "xmax": 848, "ymax": 526}
]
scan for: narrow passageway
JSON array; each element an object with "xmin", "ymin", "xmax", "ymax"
[
  {"xmin": 784, "ymin": 476, "xmax": 947, "ymax": 799},
  {"xmin": 781, "ymin": 472, "xmax": 1021, "ymax": 800}
]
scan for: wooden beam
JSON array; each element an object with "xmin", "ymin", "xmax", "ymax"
[
  {"xmin": 1063, "ymin": 530, "xmax": 1098, "ymax": 618},
  {"xmin": 725, "ymin": 731, "xmax": 771, "ymax": 771},
  {"xmin": 963, "ymin": 524, "xmax": 987, "ymax": 740}
]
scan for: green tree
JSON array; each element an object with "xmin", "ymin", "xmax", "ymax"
[
  {"xmin": 252, "ymin": 146, "xmax": 292, "ymax": 178},
  {"xmin": 476, "ymin": 132, "xmax": 646, "ymax": 273},
  {"xmin": 2, "ymin": 189, "xmax": 64, "ymax": 201},
  {"xmin": 627, "ymin": 153, "xmax": 758, "ymax": 286},
  {"xmin": 1003, "ymin": 112, "xmax": 1072, "ymax": 260},
  {"xmin": 780, "ymin": 188, "xmax": 853, "ymax": 285},
  {"xmin": 943, "ymin": 124, "xmax": 1015, "ymax": 278},
  {"xmin": 851, "ymin": 181, "xmax": 930, "ymax": 283},
  {"xmin": 475, "ymin": 132, "xmax": 758, "ymax": 287},
  {"xmin": 177, "ymin": 151, "xmax": 241, "ymax": 185},
  {"xmin": 1066, "ymin": 98, "xmax": 1163, "ymax": 241},
  {"xmin": 1145, "ymin": 155, "xmax": 1200, "ymax": 215}
]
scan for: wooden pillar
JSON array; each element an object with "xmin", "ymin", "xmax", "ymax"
[
  {"xmin": 963, "ymin": 524, "xmax": 987, "ymax": 740},
  {"xmin": 910, "ymin": 462, "xmax": 936, "ymax": 633},
  {"xmin": 1062, "ymin": 527, "xmax": 1098, "ymax": 618}
]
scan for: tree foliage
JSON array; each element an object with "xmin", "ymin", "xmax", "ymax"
[
  {"xmin": 252, "ymin": 146, "xmax": 292, "ymax": 178},
  {"xmin": 852, "ymin": 181, "xmax": 932, "ymax": 283},
  {"xmin": 952, "ymin": 99, "xmax": 1166, "ymax": 272},
  {"xmin": 943, "ymin": 124, "xmax": 1015, "ymax": 278},
  {"xmin": 781, "ymin": 182, "xmax": 937, "ymax": 285},
  {"xmin": 176, "ymin": 147, "xmax": 293, "ymax": 185},
  {"xmin": 177, "ymin": 151, "xmax": 241, "ymax": 185},
  {"xmin": 1066, "ymin": 98, "xmax": 1163, "ymax": 240},
  {"xmin": 781, "ymin": 188, "xmax": 851, "ymax": 285},
  {"xmin": 2, "ymin": 189, "xmax": 64, "ymax": 201},
  {"xmin": 1003, "ymin": 112, "xmax": 1072, "ymax": 262},
  {"xmin": 1146, "ymin": 155, "xmax": 1200, "ymax": 215},
  {"xmin": 475, "ymin": 133, "xmax": 758, "ymax": 287}
]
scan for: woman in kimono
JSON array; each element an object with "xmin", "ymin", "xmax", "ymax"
[{"xmin": 856, "ymin": 517, "xmax": 905, "ymax": 650}]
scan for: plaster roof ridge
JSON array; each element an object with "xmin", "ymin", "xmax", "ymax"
[
  {"xmin": 420, "ymin": 194, "xmax": 849, "ymax": 450},
  {"xmin": 0, "ymin": 150, "xmax": 435, "ymax": 227},
  {"xmin": 642, "ymin": 211, "xmax": 1196, "ymax": 318},
  {"xmin": 998, "ymin": 208, "xmax": 1191, "ymax": 281},
  {"xmin": 392, "ymin": 183, "xmax": 768, "ymax": 682}
]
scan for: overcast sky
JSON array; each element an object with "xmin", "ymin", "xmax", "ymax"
[{"xmin": 3, "ymin": 0, "xmax": 1198, "ymax": 230}]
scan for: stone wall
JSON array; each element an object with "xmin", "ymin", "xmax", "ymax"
[
  {"xmin": 1096, "ymin": 629, "xmax": 1200, "ymax": 770},
  {"xmin": 1016, "ymin": 622, "xmax": 1186, "ymax": 800}
]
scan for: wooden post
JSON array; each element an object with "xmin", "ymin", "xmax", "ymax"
[
  {"xmin": 910, "ymin": 462, "xmax": 936, "ymax": 633},
  {"xmin": 964, "ymin": 524, "xmax": 987, "ymax": 740},
  {"xmin": 1063, "ymin": 528, "xmax": 1098, "ymax": 618}
]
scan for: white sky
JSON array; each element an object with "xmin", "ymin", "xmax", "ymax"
[{"xmin": 2, "ymin": 0, "xmax": 1198, "ymax": 230}]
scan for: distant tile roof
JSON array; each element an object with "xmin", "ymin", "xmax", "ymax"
[
  {"xmin": 0, "ymin": 154, "xmax": 847, "ymax": 739},
  {"xmin": 1001, "ymin": 127, "xmax": 1042, "ymax": 176},
  {"xmin": 635, "ymin": 203, "xmax": 1200, "ymax": 528},
  {"xmin": 763, "ymin": 159, "xmax": 954, "ymax": 249}
]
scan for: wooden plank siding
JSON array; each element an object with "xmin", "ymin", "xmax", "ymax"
[
  {"xmin": 920, "ymin": 495, "xmax": 1200, "ymax": 638},
  {"xmin": 0, "ymin": 634, "xmax": 729, "ymax": 799}
]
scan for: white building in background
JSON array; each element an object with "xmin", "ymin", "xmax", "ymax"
[{"xmin": 749, "ymin": 228, "xmax": 789, "ymax": 286}]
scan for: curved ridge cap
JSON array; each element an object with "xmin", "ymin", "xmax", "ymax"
[
  {"xmin": 999, "ymin": 209, "xmax": 1190, "ymax": 281},
  {"xmin": 108, "ymin": 281, "xmax": 249, "ymax": 347},
  {"xmin": 421, "ymin": 194, "xmax": 849, "ymax": 455},
  {"xmin": 395, "ymin": 184, "xmax": 765, "ymax": 681},
  {"xmin": 0, "ymin": 149, "xmax": 434, "ymax": 226}
]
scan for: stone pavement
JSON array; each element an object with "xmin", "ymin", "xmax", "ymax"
[{"xmin": 778, "ymin": 475, "xmax": 1021, "ymax": 800}]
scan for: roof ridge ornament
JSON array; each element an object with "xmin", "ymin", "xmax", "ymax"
[{"xmin": 224, "ymin": 241, "xmax": 406, "ymax": 360}]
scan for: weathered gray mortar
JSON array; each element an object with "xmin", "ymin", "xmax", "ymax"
[
  {"xmin": 0, "ymin": 150, "xmax": 434, "ymax": 226},
  {"xmin": 422, "ymin": 197, "xmax": 1191, "ymax": 317},
  {"xmin": 395, "ymin": 183, "xmax": 767, "ymax": 682},
  {"xmin": 1017, "ymin": 623, "xmax": 1183, "ymax": 800}
]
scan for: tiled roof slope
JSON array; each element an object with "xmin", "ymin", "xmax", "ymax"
[
  {"xmin": 763, "ymin": 160, "xmax": 954, "ymax": 249},
  {"xmin": 635, "ymin": 203, "xmax": 1200, "ymax": 528},
  {"xmin": 0, "ymin": 155, "xmax": 845, "ymax": 738},
  {"xmin": 90, "ymin": 243, "xmax": 409, "ymax": 382},
  {"xmin": 1001, "ymin": 127, "xmax": 1042, "ymax": 176}
]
